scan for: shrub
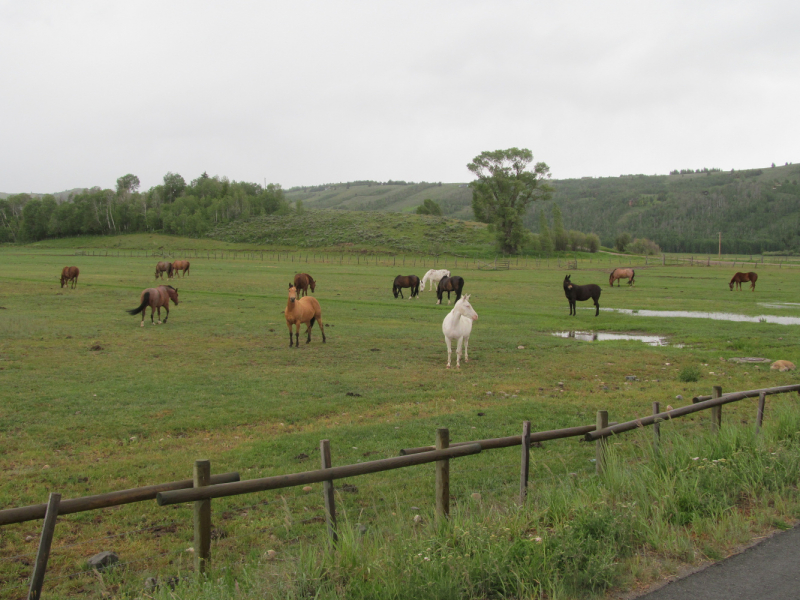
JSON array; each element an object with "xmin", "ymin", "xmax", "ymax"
[
  {"xmin": 678, "ymin": 365, "xmax": 701, "ymax": 382},
  {"xmin": 585, "ymin": 233, "xmax": 600, "ymax": 253},
  {"xmin": 627, "ymin": 237, "xmax": 661, "ymax": 255},
  {"xmin": 615, "ymin": 233, "xmax": 631, "ymax": 252}
]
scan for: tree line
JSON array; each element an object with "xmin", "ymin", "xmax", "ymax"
[{"xmin": 0, "ymin": 172, "xmax": 289, "ymax": 243}]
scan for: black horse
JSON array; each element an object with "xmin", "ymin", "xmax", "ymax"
[
  {"xmin": 564, "ymin": 275, "xmax": 601, "ymax": 316},
  {"xmin": 393, "ymin": 275, "xmax": 420, "ymax": 299},
  {"xmin": 436, "ymin": 276, "xmax": 464, "ymax": 305}
]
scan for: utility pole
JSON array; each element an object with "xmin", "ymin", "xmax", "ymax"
[{"xmin": 718, "ymin": 232, "xmax": 722, "ymax": 257}]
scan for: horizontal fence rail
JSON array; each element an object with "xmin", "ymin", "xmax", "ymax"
[
  {"xmin": 0, "ymin": 472, "xmax": 240, "ymax": 526},
  {"xmin": 157, "ymin": 444, "xmax": 482, "ymax": 506}
]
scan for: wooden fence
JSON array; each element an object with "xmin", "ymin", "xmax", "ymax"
[{"xmin": 8, "ymin": 383, "xmax": 800, "ymax": 596}]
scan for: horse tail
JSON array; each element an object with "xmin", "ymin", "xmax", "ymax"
[
  {"xmin": 309, "ymin": 316, "xmax": 316, "ymax": 328},
  {"xmin": 127, "ymin": 291, "xmax": 150, "ymax": 315}
]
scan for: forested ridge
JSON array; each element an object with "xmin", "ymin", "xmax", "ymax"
[{"xmin": 2, "ymin": 163, "xmax": 799, "ymax": 253}]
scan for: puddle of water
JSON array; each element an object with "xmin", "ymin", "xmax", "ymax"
[
  {"xmin": 758, "ymin": 302, "xmax": 800, "ymax": 309},
  {"xmin": 598, "ymin": 308, "xmax": 800, "ymax": 325},
  {"xmin": 552, "ymin": 331, "xmax": 673, "ymax": 346}
]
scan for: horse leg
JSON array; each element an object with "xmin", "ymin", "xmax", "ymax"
[
  {"xmin": 156, "ymin": 306, "xmax": 162, "ymax": 325},
  {"xmin": 288, "ymin": 323, "xmax": 294, "ymax": 347},
  {"xmin": 150, "ymin": 306, "xmax": 156, "ymax": 325},
  {"xmin": 445, "ymin": 336, "xmax": 452, "ymax": 368},
  {"xmin": 318, "ymin": 316, "xmax": 326, "ymax": 343},
  {"xmin": 399, "ymin": 288, "xmax": 404, "ymax": 299},
  {"xmin": 163, "ymin": 305, "xmax": 169, "ymax": 324},
  {"xmin": 294, "ymin": 324, "xmax": 300, "ymax": 348},
  {"xmin": 447, "ymin": 291, "xmax": 452, "ymax": 305},
  {"xmin": 456, "ymin": 336, "xmax": 463, "ymax": 368},
  {"xmin": 594, "ymin": 298, "xmax": 600, "ymax": 317},
  {"xmin": 463, "ymin": 335, "xmax": 470, "ymax": 363}
]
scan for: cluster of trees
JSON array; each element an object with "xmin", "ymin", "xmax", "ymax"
[
  {"xmin": 533, "ymin": 204, "xmax": 600, "ymax": 253},
  {"xmin": 615, "ymin": 232, "xmax": 660, "ymax": 255},
  {"xmin": 669, "ymin": 167, "xmax": 722, "ymax": 175},
  {"xmin": 0, "ymin": 172, "xmax": 288, "ymax": 243},
  {"xmin": 416, "ymin": 199, "xmax": 443, "ymax": 216}
]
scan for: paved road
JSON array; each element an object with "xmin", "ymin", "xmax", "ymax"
[{"xmin": 638, "ymin": 525, "xmax": 800, "ymax": 599}]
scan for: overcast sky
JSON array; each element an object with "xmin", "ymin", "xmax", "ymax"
[{"xmin": 1, "ymin": 0, "xmax": 798, "ymax": 193}]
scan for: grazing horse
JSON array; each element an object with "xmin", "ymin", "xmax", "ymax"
[
  {"xmin": 609, "ymin": 268, "xmax": 635, "ymax": 287},
  {"xmin": 442, "ymin": 294, "xmax": 478, "ymax": 368},
  {"xmin": 60, "ymin": 266, "xmax": 79, "ymax": 289},
  {"xmin": 293, "ymin": 273, "xmax": 316, "ymax": 297},
  {"xmin": 172, "ymin": 260, "xmax": 190, "ymax": 277},
  {"xmin": 155, "ymin": 261, "xmax": 173, "ymax": 279},
  {"xmin": 127, "ymin": 285, "xmax": 179, "ymax": 327},
  {"xmin": 436, "ymin": 276, "xmax": 464, "ymax": 305},
  {"xmin": 393, "ymin": 275, "xmax": 420, "ymax": 299},
  {"xmin": 730, "ymin": 272, "xmax": 758, "ymax": 291},
  {"xmin": 420, "ymin": 269, "xmax": 450, "ymax": 292},
  {"xmin": 285, "ymin": 284, "xmax": 326, "ymax": 347},
  {"xmin": 564, "ymin": 275, "xmax": 601, "ymax": 316}
]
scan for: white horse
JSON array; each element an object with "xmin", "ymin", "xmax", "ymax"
[
  {"xmin": 420, "ymin": 269, "xmax": 450, "ymax": 292},
  {"xmin": 442, "ymin": 294, "xmax": 478, "ymax": 368}
]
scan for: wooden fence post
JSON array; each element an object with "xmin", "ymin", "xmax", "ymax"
[
  {"xmin": 756, "ymin": 391, "xmax": 766, "ymax": 433},
  {"xmin": 519, "ymin": 421, "xmax": 531, "ymax": 504},
  {"xmin": 652, "ymin": 402, "xmax": 660, "ymax": 451},
  {"xmin": 595, "ymin": 411, "xmax": 608, "ymax": 474},
  {"xmin": 193, "ymin": 460, "xmax": 211, "ymax": 575},
  {"xmin": 435, "ymin": 428, "xmax": 450, "ymax": 520},
  {"xmin": 320, "ymin": 439, "xmax": 337, "ymax": 546},
  {"xmin": 28, "ymin": 492, "xmax": 61, "ymax": 600},
  {"xmin": 711, "ymin": 386, "xmax": 722, "ymax": 433}
]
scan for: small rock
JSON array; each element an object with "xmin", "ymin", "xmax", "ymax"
[
  {"xmin": 410, "ymin": 506, "xmax": 420, "ymax": 511},
  {"xmin": 602, "ymin": 386, "xmax": 609, "ymax": 391},
  {"xmin": 87, "ymin": 551, "xmax": 119, "ymax": 569},
  {"xmin": 675, "ymin": 395, "xmax": 683, "ymax": 400},
  {"xmin": 25, "ymin": 535, "xmax": 34, "ymax": 542},
  {"xmin": 666, "ymin": 405, "xmax": 673, "ymax": 411},
  {"xmin": 485, "ymin": 391, "xmax": 492, "ymax": 396},
  {"xmin": 625, "ymin": 375, "xmax": 637, "ymax": 381},
  {"xmin": 89, "ymin": 344, "xmax": 103, "ymax": 351},
  {"xmin": 42, "ymin": 465, "xmax": 50, "ymax": 469},
  {"xmin": 517, "ymin": 345, "xmax": 525, "ymax": 349},
  {"xmin": 771, "ymin": 360, "xmax": 796, "ymax": 372},
  {"xmin": 557, "ymin": 382, "xmax": 564, "ymax": 388},
  {"xmin": 345, "ymin": 392, "xmax": 361, "ymax": 397},
  {"xmin": 413, "ymin": 514, "xmax": 423, "ymax": 524},
  {"xmin": 477, "ymin": 412, "xmax": 485, "ymax": 417},
  {"xmin": 265, "ymin": 549, "xmax": 277, "ymax": 560},
  {"xmin": 471, "ymin": 493, "xmax": 481, "ymax": 501},
  {"xmin": 302, "ymin": 486, "xmax": 313, "ymax": 493},
  {"xmin": 186, "ymin": 547, "xmax": 194, "ymax": 553}
]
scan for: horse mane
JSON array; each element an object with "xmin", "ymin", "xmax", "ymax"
[{"xmin": 165, "ymin": 285, "xmax": 176, "ymax": 290}]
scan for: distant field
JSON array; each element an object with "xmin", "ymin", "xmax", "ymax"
[{"xmin": 1, "ymin": 242, "xmax": 799, "ymax": 597}]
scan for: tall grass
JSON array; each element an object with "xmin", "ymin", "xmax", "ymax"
[{"xmin": 139, "ymin": 407, "xmax": 800, "ymax": 600}]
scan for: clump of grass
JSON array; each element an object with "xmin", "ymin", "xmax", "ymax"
[{"xmin": 679, "ymin": 365, "xmax": 701, "ymax": 382}]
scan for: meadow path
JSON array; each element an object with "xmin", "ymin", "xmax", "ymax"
[{"xmin": 637, "ymin": 524, "xmax": 800, "ymax": 599}]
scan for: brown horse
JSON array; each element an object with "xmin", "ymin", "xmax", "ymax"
[
  {"xmin": 60, "ymin": 266, "xmax": 79, "ymax": 289},
  {"xmin": 436, "ymin": 276, "xmax": 465, "ymax": 305},
  {"xmin": 155, "ymin": 261, "xmax": 173, "ymax": 279},
  {"xmin": 172, "ymin": 260, "xmax": 190, "ymax": 277},
  {"xmin": 285, "ymin": 284, "xmax": 325, "ymax": 346},
  {"xmin": 127, "ymin": 285, "xmax": 179, "ymax": 327},
  {"xmin": 393, "ymin": 275, "xmax": 420, "ymax": 299},
  {"xmin": 293, "ymin": 273, "xmax": 316, "ymax": 297},
  {"xmin": 730, "ymin": 272, "xmax": 758, "ymax": 291},
  {"xmin": 609, "ymin": 268, "xmax": 635, "ymax": 287}
]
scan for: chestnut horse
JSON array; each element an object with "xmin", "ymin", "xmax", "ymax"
[
  {"xmin": 127, "ymin": 285, "xmax": 179, "ymax": 327},
  {"xmin": 436, "ymin": 276, "xmax": 465, "ymax": 305},
  {"xmin": 155, "ymin": 261, "xmax": 173, "ymax": 279},
  {"xmin": 285, "ymin": 284, "xmax": 325, "ymax": 346},
  {"xmin": 60, "ymin": 266, "xmax": 79, "ymax": 289},
  {"xmin": 609, "ymin": 268, "xmax": 635, "ymax": 287},
  {"xmin": 564, "ymin": 275, "xmax": 601, "ymax": 316},
  {"xmin": 393, "ymin": 275, "xmax": 420, "ymax": 299},
  {"xmin": 172, "ymin": 260, "xmax": 190, "ymax": 277},
  {"xmin": 730, "ymin": 272, "xmax": 758, "ymax": 291},
  {"xmin": 293, "ymin": 273, "xmax": 316, "ymax": 297}
]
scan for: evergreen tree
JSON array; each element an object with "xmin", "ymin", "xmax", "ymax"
[{"xmin": 539, "ymin": 210, "xmax": 553, "ymax": 252}]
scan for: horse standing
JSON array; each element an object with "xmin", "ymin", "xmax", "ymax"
[
  {"xmin": 172, "ymin": 260, "xmax": 190, "ymax": 277},
  {"xmin": 285, "ymin": 284, "xmax": 326, "ymax": 346},
  {"xmin": 293, "ymin": 273, "xmax": 316, "ymax": 297},
  {"xmin": 564, "ymin": 275, "xmax": 601, "ymax": 316},
  {"xmin": 127, "ymin": 285, "xmax": 179, "ymax": 327},
  {"xmin": 730, "ymin": 272, "xmax": 758, "ymax": 291},
  {"xmin": 442, "ymin": 294, "xmax": 478, "ymax": 368},
  {"xmin": 393, "ymin": 275, "xmax": 420, "ymax": 299},
  {"xmin": 155, "ymin": 262, "xmax": 173, "ymax": 279},
  {"xmin": 436, "ymin": 276, "xmax": 464, "ymax": 305},
  {"xmin": 609, "ymin": 268, "xmax": 635, "ymax": 287},
  {"xmin": 60, "ymin": 266, "xmax": 79, "ymax": 289},
  {"xmin": 420, "ymin": 269, "xmax": 450, "ymax": 292}
]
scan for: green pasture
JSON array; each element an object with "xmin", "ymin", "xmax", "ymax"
[{"xmin": 1, "ymin": 242, "xmax": 799, "ymax": 597}]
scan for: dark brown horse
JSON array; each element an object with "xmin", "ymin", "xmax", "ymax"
[
  {"xmin": 60, "ymin": 266, "xmax": 79, "ymax": 289},
  {"xmin": 564, "ymin": 275, "xmax": 601, "ymax": 316},
  {"xmin": 436, "ymin": 276, "xmax": 464, "ymax": 305},
  {"xmin": 730, "ymin": 272, "xmax": 758, "ymax": 291},
  {"xmin": 155, "ymin": 261, "xmax": 173, "ymax": 279},
  {"xmin": 293, "ymin": 273, "xmax": 316, "ymax": 297},
  {"xmin": 609, "ymin": 268, "xmax": 635, "ymax": 287},
  {"xmin": 285, "ymin": 284, "xmax": 325, "ymax": 346},
  {"xmin": 172, "ymin": 260, "xmax": 190, "ymax": 277},
  {"xmin": 127, "ymin": 285, "xmax": 179, "ymax": 327},
  {"xmin": 393, "ymin": 275, "xmax": 420, "ymax": 299}
]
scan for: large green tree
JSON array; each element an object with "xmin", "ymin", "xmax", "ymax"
[{"xmin": 468, "ymin": 148, "xmax": 553, "ymax": 253}]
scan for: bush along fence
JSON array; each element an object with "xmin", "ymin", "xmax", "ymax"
[{"xmin": 7, "ymin": 383, "xmax": 800, "ymax": 596}]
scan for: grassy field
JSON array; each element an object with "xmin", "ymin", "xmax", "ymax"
[{"xmin": 1, "ymin": 239, "xmax": 800, "ymax": 598}]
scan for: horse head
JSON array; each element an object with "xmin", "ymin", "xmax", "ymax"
[
  {"xmin": 308, "ymin": 277, "xmax": 316, "ymax": 293},
  {"xmin": 455, "ymin": 294, "xmax": 478, "ymax": 321},
  {"xmin": 288, "ymin": 284, "xmax": 297, "ymax": 303},
  {"xmin": 167, "ymin": 286, "xmax": 179, "ymax": 305}
]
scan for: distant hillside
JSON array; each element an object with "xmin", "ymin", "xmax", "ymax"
[
  {"xmin": 0, "ymin": 188, "xmax": 86, "ymax": 202},
  {"xmin": 208, "ymin": 209, "xmax": 494, "ymax": 256},
  {"xmin": 288, "ymin": 164, "xmax": 800, "ymax": 254}
]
